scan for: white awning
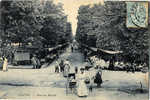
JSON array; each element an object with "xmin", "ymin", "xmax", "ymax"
[{"xmin": 99, "ymin": 49, "xmax": 123, "ymax": 54}]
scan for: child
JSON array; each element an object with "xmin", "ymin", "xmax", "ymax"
[{"xmin": 89, "ymin": 77, "xmax": 94, "ymax": 92}]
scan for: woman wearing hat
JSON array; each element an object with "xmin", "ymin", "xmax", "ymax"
[{"xmin": 76, "ymin": 68, "xmax": 89, "ymax": 97}]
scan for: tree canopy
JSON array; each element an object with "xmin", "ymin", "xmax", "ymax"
[
  {"xmin": 0, "ymin": 0, "xmax": 72, "ymax": 48},
  {"xmin": 76, "ymin": 2, "xmax": 149, "ymax": 64}
]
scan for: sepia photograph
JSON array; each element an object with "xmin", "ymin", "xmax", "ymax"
[{"xmin": 0, "ymin": 0, "xmax": 149, "ymax": 100}]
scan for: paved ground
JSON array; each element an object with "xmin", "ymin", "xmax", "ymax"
[{"xmin": 0, "ymin": 46, "xmax": 148, "ymax": 100}]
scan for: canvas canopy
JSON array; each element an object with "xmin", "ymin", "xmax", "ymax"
[
  {"xmin": 98, "ymin": 49, "xmax": 123, "ymax": 54},
  {"xmin": 82, "ymin": 43, "xmax": 123, "ymax": 55}
]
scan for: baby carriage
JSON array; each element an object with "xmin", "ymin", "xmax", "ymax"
[{"xmin": 66, "ymin": 73, "xmax": 76, "ymax": 94}]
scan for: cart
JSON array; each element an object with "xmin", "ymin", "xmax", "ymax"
[
  {"xmin": 66, "ymin": 73, "xmax": 77, "ymax": 94},
  {"xmin": 13, "ymin": 49, "xmax": 31, "ymax": 65}
]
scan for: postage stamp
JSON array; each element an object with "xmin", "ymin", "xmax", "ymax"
[{"xmin": 126, "ymin": 2, "xmax": 149, "ymax": 28}]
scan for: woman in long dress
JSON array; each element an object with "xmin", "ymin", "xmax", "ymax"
[
  {"xmin": 3, "ymin": 57, "xmax": 8, "ymax": 72},
  {"xmin": 76, "ymin": 69, "xmax": 89, "ymax": 97},
  {"xmin": 63, "ymin": 64, "xmax": 70, "ymax": 77}
]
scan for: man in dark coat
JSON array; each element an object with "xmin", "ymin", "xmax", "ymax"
[
  {"xmin": 36, "ymin": 58, "xmax": 41, "ymax": 69},
  {"xmin": 71, "ymin": 44, "xmax": 74, "ymax": 52},
  {"xmin": 94, "ymin": 69, "xmax": 103, "ymax": 87},
  {"xmin": 59, "ymin": 60, "xmax": 64, "ymax": 72},
  {"xmin": 108, "ymin": 58, "xmax": 114, "ymax": 70},
  {"xmin": 75, "ymin": 66, "xmax": 78, "ymax": 74}
]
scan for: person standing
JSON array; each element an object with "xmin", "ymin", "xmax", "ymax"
[
  {"xmin": 31, "ymin": 55, "xmax": 37, "ymax": 69},
  {"xmin": 108, "ymin": 57, "xmax": 115, "ymax": 70},
  {"xmin": 64, "ymin": 59, "xmax": 71, "ymax": 67},
  {"xmin": 3, "ymin": 57, "xmax": 8, "ymax": 72},
  {"xmin": 71, "ymin": 44, "xmax": 74, "ymax": 52},
  {"xmin": 94, "ymin": 68, "xmax": 103, "ymax": 88},
  {"xmin": 55, "ymin": 61, "xmax": 60, "ymax": 73},
  {"xmin": 76, "ymin": 68, "xmax": 89, "ymax": 97},
  {"xmin": 59, "ymin": 60, "xmax": 64, "ymax": 72},
  {"xmin": 0, "ymin": 57, "xmax": 3, "ymax": 70},
  {"xmin": 84, "ymin": 50, "xmax": 87, "ymax": 61},
  {"xmin": 64, "ymin": 64, "xmax": 70, "ymax": 77},
  {"xmin": 36, "ymin": 57, "xmax": 41, "ymax": 69},
  {"xmin": 89, "ymin": 77, "xmax": 94, "ymax": 92},
  {"xmin": 55, "ymin": 65, "xmax": 59, "ymax": 73},
  {"xmin": 75, "ymin": 66, "xmax": 78, "ymax": 74},
  {"xmin": 63, "ymin": 59, "xmax": 71, "ymax": 77}
]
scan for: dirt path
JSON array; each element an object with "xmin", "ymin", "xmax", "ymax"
[{"xmin": 0, "ymin": 46, "xmax": 148, "ymax": 100}]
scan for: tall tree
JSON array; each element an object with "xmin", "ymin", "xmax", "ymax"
[
  {"xmin": 40, "ymin": 0, "xmax": 72, "ymax": 47},
  {"xmin": 76, "ymin": 2, "xmax": 149, "ymax": 64},
  {"xmin": 1, "ymin": 0, "xmax": 72, "ymax": 48}
]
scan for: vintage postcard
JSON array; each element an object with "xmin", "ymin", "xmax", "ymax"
[{"xmin": 0, "ymin": 0, "xmax": 149, "ymax": 100}]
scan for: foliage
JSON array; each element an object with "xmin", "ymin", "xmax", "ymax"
[
  {"xmin": 0, "ymin": 0, "xmax": 72, "ymax": 48},
  {"xmin": 76, "ymin": 2, "xmax": 149, "ymax": 64}
]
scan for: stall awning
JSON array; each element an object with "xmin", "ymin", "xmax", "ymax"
[
  {"xmin": 81, "ymin": 43, "xmax": 123, "ymax": 54},
  {"xmin": 98, "ymin": 49, "xmax": 123, "ymax": 54}
]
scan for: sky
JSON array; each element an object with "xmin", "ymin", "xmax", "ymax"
[{"xmin": 53, "ymin": 0, "xmax": 104, "ymax": 35}]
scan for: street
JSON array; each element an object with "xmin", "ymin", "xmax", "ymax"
[{"xmin": 0, "ymin": 46, "xmax": 148, "ymax": 100}]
